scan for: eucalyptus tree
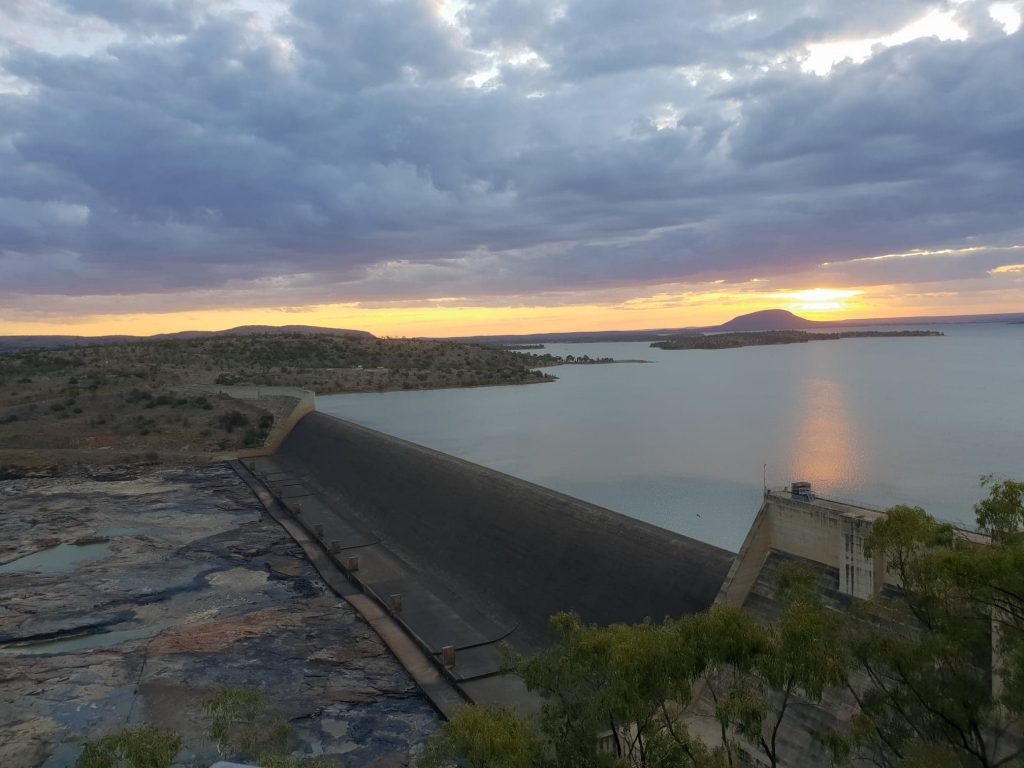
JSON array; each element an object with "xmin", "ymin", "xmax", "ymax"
[
  {"xmin": 686, "ymin": 567, "xmax": 846, "ymax": 768},
  {"xmin": 426, "ymin": 570, "xmax": 844, "ymax": 768},
  {"xmin": 835, "ymin": 480, "xmax": 1024, "ymax": 768}
]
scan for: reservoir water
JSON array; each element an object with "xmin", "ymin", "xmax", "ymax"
[{"xmin": 318, "ymin": 324, "xmax": 1024, "ymax": 552}]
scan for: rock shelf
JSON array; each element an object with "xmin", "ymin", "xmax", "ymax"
[{"xmin": 0, "ymin": 463, "xmax": 438, "ymax": 767}]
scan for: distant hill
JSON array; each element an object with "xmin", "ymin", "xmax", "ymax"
[
  {"xmin": 713, "ymin": 309, "xmax": 821, "ymax": 332},
  {"xmin": 0, "ymin": 335, "xmax": 138, "ymax": 351},
  {"xmin": 442, "ymin": 329, "xmax": 687, "ymax": 345},
  {"xmin": 0, "ymin": 325, "xmax": 373, "ymax": 352},
  {"xmin": 444, "ymin": 309, "xmax": 1024, "ymax": 345},
  {"xmin": 441, "ymin": 308, "xmax": 821, "ymax": 343},
  {"xmin": 148, "ymin": 325, "xmax": 373, "ymax": 341}
]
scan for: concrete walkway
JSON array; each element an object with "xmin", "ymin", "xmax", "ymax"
[
  {"xmin": 228, "ymin": 459, "xmax": 468, "ymax": 719},
  {"xmin": 232, "ymin": 455, "xmax": 540, "ymax": 714}
]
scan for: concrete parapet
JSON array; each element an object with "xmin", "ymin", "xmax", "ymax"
[{"xmin": 228, "ymin": 459, "xmax": 469, "ymax": 718}]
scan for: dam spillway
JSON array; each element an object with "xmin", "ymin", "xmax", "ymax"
[{"xmin": 251, "ymin": 411, "xmax": 733, "ymax": 703}]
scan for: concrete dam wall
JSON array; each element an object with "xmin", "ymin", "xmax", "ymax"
[{"xmin": 269, "ymin": 412, "xmax": 733, "ymax": 656}]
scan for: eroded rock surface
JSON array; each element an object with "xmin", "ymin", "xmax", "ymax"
[{"xmin": 0, "ymin": 464, "xmax": 438, "ymax": 767}]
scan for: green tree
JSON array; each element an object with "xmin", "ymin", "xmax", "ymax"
[
  {"xmin": 422, "ymin": 706, "xmax": 545, "ymax": 768},
  {"xmin": 427, "ymin": 616, "xmax": 724, "ymax": 768},
  {"xmin": 435, "ymin": 586, "xmax": 841, "ymax": 768},
  {"xmin": 693, "ymin": 567, "xmax": 846, "ymax": 768},
  {"xmin": 519, "ymin": 612, "xmax": 725, "ymax": 767},
  {"xmin": 836, "ymin": 482, "xmax": 1024, "ymax": 767},
  {"xmin": 975, "ymin": 477, "xmax": 1024, "ymax": 545}
]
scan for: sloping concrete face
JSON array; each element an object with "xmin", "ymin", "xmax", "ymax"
[{"xmin": 274, "ymin": 412, "xmax": 733, "ymax": 651}]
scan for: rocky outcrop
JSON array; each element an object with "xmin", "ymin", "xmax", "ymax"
[{"xmin": 0, "ymin": 465, "xmax": 438, "ymax": 767}]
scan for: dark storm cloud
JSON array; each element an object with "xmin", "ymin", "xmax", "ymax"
[{"xmin": 1, "ymin": 0, "xmax": 1022, "ymax": 313}]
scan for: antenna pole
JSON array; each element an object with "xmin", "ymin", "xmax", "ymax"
[{"xmin": 763, "ymin": 464, "xmax": 767, "ymax": 495}]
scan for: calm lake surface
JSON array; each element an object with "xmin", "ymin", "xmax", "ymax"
[{"xmin": 318, "ymin": 324, "xmax": 1024, "ymax": 552}]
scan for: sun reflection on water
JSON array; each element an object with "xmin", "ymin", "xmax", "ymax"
[{"xmin": 789, "ymin": 376, "xmax": 861, "ymax": 491}]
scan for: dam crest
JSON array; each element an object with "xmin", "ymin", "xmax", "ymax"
[{"xmin": 242, "ymin": 411, "xmax": 734, "ymax": 708}]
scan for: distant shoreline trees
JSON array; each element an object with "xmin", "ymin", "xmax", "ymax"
[{"xmin": 651, "ymin": 330, "xmax": 944, "ymax": 351}]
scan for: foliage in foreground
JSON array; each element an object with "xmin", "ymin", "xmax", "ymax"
[
  {"xmin": 422, "ymin": 705, "xmax": 545, "ymax": 768},
  {"xmin": 427, "ymin": 569, "xmax": 843, "ymax": 768},
  {"xmin": 427, "ymin": 478, "xmax": 1024, "ymax": 768},
  {"xmin": 75, "ymin": 686, "xmax": 340, "ymax": 768},
  {"xmin": 204, "ymin": 685, "xmax": 293, "ymax": 759},
  {"xmin": 75, "ymin": 726, "xmax": 181, "ymax": 768},
  {"xmin": 837, "ymin": 478, "xmax": 1024, "ymax": 767}
]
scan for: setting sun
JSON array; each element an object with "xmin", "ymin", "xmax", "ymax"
[{"xmin": 777, "ymin": 288, "xmax": 864, "ymax": 316}]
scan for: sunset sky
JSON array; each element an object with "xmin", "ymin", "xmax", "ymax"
[{"xmin": 2, "ymin": 0, "xmax": 1023, "ymax": 337}]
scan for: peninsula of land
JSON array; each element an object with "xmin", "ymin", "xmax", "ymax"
[
  {"xmin": 650, "ymin": 329, "xmax": 943, "ymax": 350},
  {"xmin": 0, "ymin": 333, "xmax": 560, "ymax": 466}
]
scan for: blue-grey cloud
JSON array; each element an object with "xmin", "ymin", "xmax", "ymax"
[
  {"xmin": 58, "ymin": 0, "xmax": 201, "ymax": 33},
  {"xmin": 0, "ymin": 0, "xmax": 1022, "ymax": 316}
]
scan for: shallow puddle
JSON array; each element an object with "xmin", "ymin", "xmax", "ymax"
[
  {"xmin": 0, "ymin": 541, "xmax": 113, "ymax": 574},
  {"xmin": 0, "ymin": 617, "xmax": 180, "ymax": 655},
  {"xmin": 95, "ymin": 526, "xmax": 150, "ymax": 537},
  {"xmin": 0, "ymin": 624, "xmax": 164, "ymax": 655}
]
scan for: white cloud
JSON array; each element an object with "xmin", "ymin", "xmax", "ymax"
[
  {"xmin": 989, "ymin": 2, "xmax": 1023, "ymax": 32},
  {"xmin": 801, "ymin": 9, "xmax": 969, "ymax": 75}
]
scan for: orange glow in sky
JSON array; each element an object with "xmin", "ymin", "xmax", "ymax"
[
  {"xmin": 776, "ymin": 288, "xmax": 864, "ymax": 317},
  {"xmin": 3, "ymin": 282, "xmax": 1016, "ymax": 338}
]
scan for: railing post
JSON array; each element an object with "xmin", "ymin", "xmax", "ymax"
[{"xmin": 441, "ymin": 645, "xmax": 456, "ymax": 667}]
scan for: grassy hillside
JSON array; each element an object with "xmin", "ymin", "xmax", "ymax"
[{"xmin": 0, "ymin": 334, "xmax": 558, "ymax": 464}]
